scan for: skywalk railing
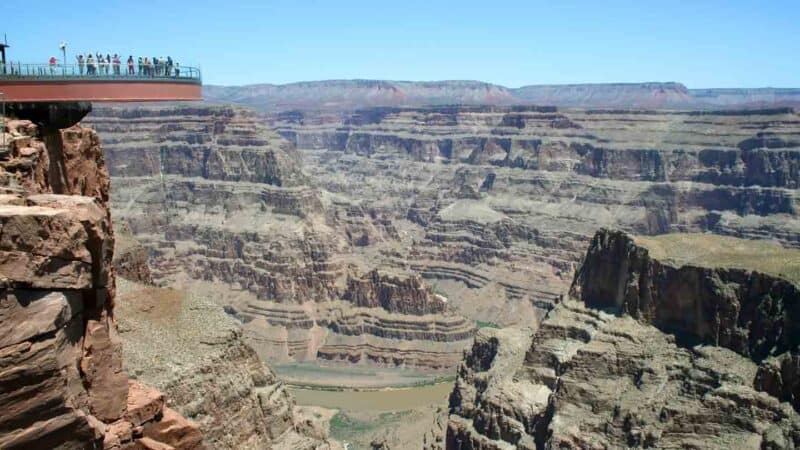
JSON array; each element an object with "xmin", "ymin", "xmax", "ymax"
[{"xmin": 0, "ymin": 62, "xmax": 201, "ymax": 83}]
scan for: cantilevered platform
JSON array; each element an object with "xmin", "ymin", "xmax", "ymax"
[{"xmin": 0, "ymin": 63, "xmax": 202, "ymax": 102}]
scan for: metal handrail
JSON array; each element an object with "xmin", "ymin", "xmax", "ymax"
[{"xmin": 0, "ymin": 62, "xmax": 201, "ymax": 83}]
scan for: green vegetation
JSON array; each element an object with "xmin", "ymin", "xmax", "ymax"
[
  {"xmin": 636, "ymin": 233, "xmax": 800, "ymax": 284},
  {"xmin": 476, "ymin": 320, "xmax": 501, "ymax": 329}
]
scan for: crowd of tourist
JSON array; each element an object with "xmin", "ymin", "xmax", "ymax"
[
  {"xmin": 1, "ymin": 54, "xmax": 191, "ymax": 79},
  {"xmin": 70, "ymin": 53, "xmax": 181, "ymax": 78}
]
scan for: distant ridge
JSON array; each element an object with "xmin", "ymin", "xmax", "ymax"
[{"xmin": 203, "ymin": 80, "xmax": 800, "ymax": 112}]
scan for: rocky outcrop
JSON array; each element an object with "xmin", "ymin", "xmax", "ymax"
[
  {"xmin": 344, "ymin": 269, "xmax": 447, "ymax": 315},
  {"xmin": 0, "ymin": 116, "xmax": 201, "ymax": 449},
  {"xmin": 757, "ymin": 351, "xmax": 800, "ymax": 412},
  {"xmin": 116, "ymin": 280, "xmax": 339, "ymax": 449},
  {"xmin": 114, "ymin": 222, "xmax": 154, "ymax": 284},
  {"xmin": 570, "ymin": 229, "xmax": 800, "ymax": 361},
  {"xmin": 444, "ymin": 230, "xmax": 800, "ymax": 449}
]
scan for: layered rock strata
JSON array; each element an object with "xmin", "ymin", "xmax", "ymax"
[
  {"xmin": 344, "ymin": 269, "xmax": 448, "ymax": 315},
  {"xmin": 275, "ymin": 106, "xmax": 800, "ymax": 328},
  {"xmin": 571, "ymin": 230, "xmax": 800, "ymax": 360},
  {"xmin": 93, "ymin": 103, "xmax": 800, "ymax": 375},
  {"xmin": 0, "ymin": 115, "xmax": 201, "ymax": 449},
  {"xmin": 444, "ymin": 229, "xmax": 800, "ymax": 449},
  {"xmin": 116, "ymin": 280, "xmax": 339, "ymax": 449},
  {"xmin": 88, "ymin": 106, "xmax": 476, "ymax": 372},
  {"xmin": 203, "ymin": 81, "xmax": 800, "ymax": 112}
]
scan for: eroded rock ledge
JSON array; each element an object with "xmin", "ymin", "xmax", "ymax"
[
  {"xmin": 0, "ymin": 116, "xmax": 202, "ymax": 449},
  {"xmin": 441, "ymin": 230, "xmax": 800, "ymax": 449},
  {"xmin": 344, "ymin": 269, "xmax": 448, "ymax": 315},
  {"xmin": 116, "ymin": 280, "xmax": 340, "ymax": 450}
]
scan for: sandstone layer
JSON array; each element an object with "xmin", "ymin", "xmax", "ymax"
[
  {"xmin": 442, "ymin": 229, "xmax": 800, "ymax": 449},
  {"xmin": 0, "ymin": 114, "xmax": 202, "ymax": 449}
]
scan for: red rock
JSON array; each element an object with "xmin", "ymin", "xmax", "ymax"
[
  {"xmin": 0, "ymin": 116, "xmax": 202, "ymax": 449},
  {"xmin": 0, "ymin": 290, "xmax": 83, "ymax": 349},
  {"xmin": 135, "ymin": 436, "xmax": 175, "ymax": 450},
  {"xmin": 143, "ymin": 408, "xmax": 203, "ymax": 450},
  {"xmin": 81, "ymin": 315, "xmax": 129, "ymax": 422},
  {"xmin": 125, "ymin": 381, "xmax": 165, "ymax": 427},
  {"xmin": 104, "ymin": 419, "xmax": 133, "ymax": 449}
]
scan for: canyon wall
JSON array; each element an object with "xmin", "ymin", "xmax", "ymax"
[
  {"xmin": 441, "ymin": 229, "xmax": 800, "ymax": 449},
  {"xmin": 0, "ymin": 113, "xmax": 202, "ymax": 449},
  {"xmin": 88, "ymin": 105, "xmax": 476, "ymax": 373},
  {"xmin": 93, "ymin": 103, "xmax": 800, "ymax": 376},
  {"xmin": 89, "ymin": 102, "xmax": 800, "ymax": 387},
  {"xmin": 275, "ymin": 106, "xmax": 800, "ymax": 328},
  {"xmin": 571, "ymin": 230, "xmax": 800, "ymax": 361},
  {"xmin": 204, "ymin": 81, "xmax": 800, "ymax": 112},
  {"xmin": 115, "ymin": 279, "xmax": 338, "ymax": 450}
]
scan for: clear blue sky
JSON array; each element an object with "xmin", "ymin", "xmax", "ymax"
[{"xmin": 3, "ymin": 0, "xmax": 797, "ymax": 88}]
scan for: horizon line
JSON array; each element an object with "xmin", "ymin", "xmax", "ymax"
[{"xmin": 203, "ymin": 79, "xmax": 800, "ymax": 91}]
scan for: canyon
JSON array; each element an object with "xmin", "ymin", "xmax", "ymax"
[
  {"xmin": 82, "ymin": 99, "xmax": 800, "ymax": 448},
  {"xmin": 87, "ymin": 105, "xmax": 477, "ymax": 377},
  {"xmin": 4, "ymin": 85, "xmax": 797, "ymax": 449},
  {"xmin": 0, "ymin": 106, "xmax": 337, "ymax": 449}
]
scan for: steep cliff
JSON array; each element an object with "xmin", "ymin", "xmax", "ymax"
[
  {"xmin": 116, "ymin": 280, "xmax": 339, "ymax": 450},
  {"xmin": 0, "ymin": 114, "xmax": 202, "ymax": 449},
  {"xmin": 88, "ymin": 105, "xmax": 477, "ymax": 372},
  {"xmin": 571, "ymin": 231, "xmax": 800, "ymax": 361},
  {"xmin": 344, "ymin": 269, "xmax": 448, "ymax": 315},
  {"xmin": 276, "ymin": 105, "xmax": 800, "ymax": 333},
  {"xmin": 443, "ymin": 230, "xmax": 800, "ymax": 449}
]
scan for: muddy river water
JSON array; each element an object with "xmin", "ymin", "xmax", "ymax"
[{"xmin": 289, "ymin": 382, "xmax": 454, "ymax": 412}]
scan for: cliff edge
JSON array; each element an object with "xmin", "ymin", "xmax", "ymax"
[
  {"xmin": 441, "ymin": 230, "xmax": 800, "ymax": 449},
  {"xmin": 0, "ymin": 112, "xmax": 202, "ymax": 449}
]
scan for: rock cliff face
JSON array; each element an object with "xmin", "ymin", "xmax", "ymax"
[
  {"xmin": 571, "ymin": 231, "xmax": 800, "ymax": 361},
  {"xmin": 87, "ymin": 105, "xmax": 477, "ymax": 372},
  {"xmin": 0, "ymin": 115, "xmax": 202, "ymax": 449},
  {"xmin": 276, "ymin": 105, "xmax": 800, "ymax": 330},
  {"xmin": 442, "ymin": 230, "xmax": 800, "ymax": 449},
  {"xmin": 116, "ymin": 280, "xmax": 339, "ymax": 450},
  {"xmin": 344, "ymin": 269, "xmax": 447, "ymax": 315}
]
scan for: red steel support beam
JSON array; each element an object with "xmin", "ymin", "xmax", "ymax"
[{"xmin": 0, "ymin": 80, "xmax": 202, "ymax": 102}]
